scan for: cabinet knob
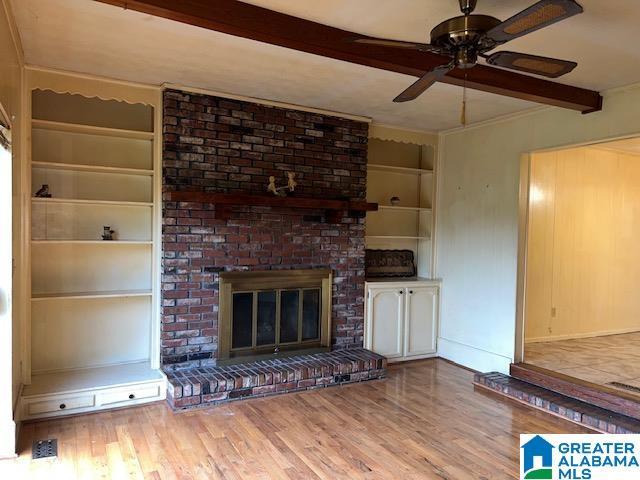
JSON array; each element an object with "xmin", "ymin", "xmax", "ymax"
[
  {"xmin": 59, "ymin": 403, "xmax": 66, "ymax": 410},
  {"xmin": 399, "ymin": 290, "xmax": 403, "ymax": 294},
  {"xmin": 129, "ymin": 394, "xmax": 135, "ymax": 399},
  {"xmin": 409, "ymin": 290, "xmax": 414, "ymax": 294}
]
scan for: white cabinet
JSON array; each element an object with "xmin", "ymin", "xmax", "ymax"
[
  {"xmin": 366, "ymin": 288, "xmax": 405, "ymax": 359},
  {"xmin": 365, "ymin": 281, "xmax": 439, "ymax": 362},
  {"xmin": 404, "ymin": 286, "xmax": 438, "ymax": 358}
]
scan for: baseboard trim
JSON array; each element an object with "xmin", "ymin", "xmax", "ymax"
[
  {"xmin": 386, "ymin": 353, "xmax": 437, "ymax": 364},
  {"xmin": 526, "ymin": 327, "xmax": 640, "ymax": 344},
  {"xmin": 437, "ymin": 337, "xmax": 512, "ymax": 374}
]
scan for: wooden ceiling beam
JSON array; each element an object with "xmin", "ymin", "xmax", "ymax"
[{"xmin": 95, "ymin": 0, "xmax": 603, "ymax": 113}]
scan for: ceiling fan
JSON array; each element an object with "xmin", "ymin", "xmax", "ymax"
[{"xmin": 353, "ymin": 0, "xmax": 583, "ymax": 102}]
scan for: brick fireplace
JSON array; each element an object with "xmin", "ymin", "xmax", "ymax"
[{"xmin": 161, "ymin": 89, "xmax": 370, "ymax": 371}]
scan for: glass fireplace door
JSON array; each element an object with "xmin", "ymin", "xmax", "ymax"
[{"xmin": 231, "ymin": 288, "xmax": 322, "ymax": 355}]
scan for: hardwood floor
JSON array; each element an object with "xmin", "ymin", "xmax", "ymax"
[
  {"xmin": 2, "ymin": 359, "xmax": 589, "ymax": 479},
  {"xmin": 526, "ymin": 332, "xmax": 640, "ymax": 394}
]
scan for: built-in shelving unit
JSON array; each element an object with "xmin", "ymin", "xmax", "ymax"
[
  {"xmin": 20, "ymin": 78, "xmax": 164, "ymax": 420},
  {"xmin": 366, "ymin": 134, "xmax": 437, "ymax": 277}
]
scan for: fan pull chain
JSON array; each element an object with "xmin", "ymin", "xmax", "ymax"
[{"xmin": 461, "ymin": 71, "xmax": 467, "ymax": 126}]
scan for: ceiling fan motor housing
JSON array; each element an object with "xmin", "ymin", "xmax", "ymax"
[
  {"xmin": 430, "ymin": 15, "xmax": 501, "ymax": 68},
  {"xmin": 458, "ymin": 0, "xmax": 478, "ymax": 15}
]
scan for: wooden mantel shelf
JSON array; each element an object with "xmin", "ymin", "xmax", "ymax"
[{"xmin": 166, "ymin": 191, "xmax": 378, "ymax": 222}]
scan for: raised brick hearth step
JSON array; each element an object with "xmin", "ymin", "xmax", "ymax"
[
  {"xmin": 165, "ymin": 348, "xmax": 386, "ymax": 409},
  {"xmin": 475, "ymin": 372, "xmax": 640, "ymax": 434}
]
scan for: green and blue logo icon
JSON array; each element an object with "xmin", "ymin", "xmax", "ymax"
[{"xmin": 521, "ymin": 435, "xmax": 554, "ymax": 479}]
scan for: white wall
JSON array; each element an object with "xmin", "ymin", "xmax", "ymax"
[
  {"xmin": 437, "ymin": 83, "xmax": 640, "ymax": 374},
  {"xmin": 526, "ymin": 147, "xmax": 640, "ymax": 343},
  {"xmin": 0, "ymin": 0, "xmax": 22, "ymax": 458}
]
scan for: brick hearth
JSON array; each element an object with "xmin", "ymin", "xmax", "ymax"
[{"xmin": 166, "ymin": 349, "xmax": 387, "ymax": 409}]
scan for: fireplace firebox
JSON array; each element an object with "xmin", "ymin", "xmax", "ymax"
[{"xmin": 218, "ymin": 269, "xmax": 332, "ymax": 362}]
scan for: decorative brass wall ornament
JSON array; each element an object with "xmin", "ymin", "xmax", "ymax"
[{"xmin": 267, "ymin": 171, "xmax": 297, "ymax": 196}]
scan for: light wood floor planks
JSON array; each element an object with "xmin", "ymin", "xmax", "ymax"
[
  {"xmin": 526, "ymin": 332, "xmax": 640, "ymax": 392},
  {"xmin": 2, "ymin": 359, "xmax": 590, "ymax": 479}
]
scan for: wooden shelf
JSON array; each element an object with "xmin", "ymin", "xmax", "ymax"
[
  {"xmin": 368, "ymin": 164, "xmax": 433, "ymax": 176},
  {"xmin": 366, "ymin": 235, "xmax": 430, "ymax": 240},
  {"xmin": 167, "ymin": 191, "xmax": 378, "ymax": 222},
  {"xmin": 32, "ymin": 240, "xmax": 152, "ymax": 245},
  {"xmin": 32, "ymin": 161, "xmax": 154, "ymax": 176},
  {"xmin": 32, "ymin": 197, "xmax": 153, "ymax": 208},
  {"xmin": 32, "ymin": 119, "xmax": 154, "ymax": 141},
  {"xmin": 22, "ymin": 361, "xmax": 163, "ymax": 397},
  {"xmin": 32, "ymin": 290, "xmax": 152, "ymax": 301},
  {"xmin": 377, "ymin": 206, "xmax": 431, "ymax": 212}
]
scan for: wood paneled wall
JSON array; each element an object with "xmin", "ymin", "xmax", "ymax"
[{"xmin": 525, "ymin": 146, "xmax": 640, "ymax": 342}]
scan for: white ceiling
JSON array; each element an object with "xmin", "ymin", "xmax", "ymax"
[{"xmin": 10, "ymin": 0, "xmax": 640, "ymax": 131}]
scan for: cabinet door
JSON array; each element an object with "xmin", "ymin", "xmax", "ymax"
[
  {"xmin": 366, "ymin": 287, "xmax": 404, "ymax": 359},
  {"xmin": 404, "ymin": 286, "xmax": 438, "ymax": 357}
]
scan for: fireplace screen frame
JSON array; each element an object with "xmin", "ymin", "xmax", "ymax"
[{"xmin": 218, "ymin": 269, "xmax": 332, "ymax": 361}]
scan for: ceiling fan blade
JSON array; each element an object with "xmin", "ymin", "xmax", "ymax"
[
  {"xmin": 486, "ymin": 51, "xmax": 577, "ymax": 78},
  {"xmin": 393, "ymin": 63, "xmax": 455, "ymax": 103},
  {"xmin": 485, "ymin": 0, "xmax": 583, "ymax": 44},
  {"xmin": 352, "ymin": 37, "xmax": 441, "ymax": 53}
]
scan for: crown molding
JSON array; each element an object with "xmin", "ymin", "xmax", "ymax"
[
  {"xmin": 370, "ymin": 122, "xmax": 438, "ymax": 137},
  {"xmin": 25, "ymin": 65, "xmax": 160, "ymax": 92},
  {"xmin": 439, "ymin": 105, "xmax": 552, "ymax": 136},
  {"xmin": 602, "ymin": 80, "xmax": 640, "ymax": 96},
  {"xmin": 163, "ymin": 83, "xmax": 372, "ymax": 124}
]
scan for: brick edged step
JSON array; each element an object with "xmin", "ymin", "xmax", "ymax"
[
  {"xmin": 474, "ymin": 372, "xmax": 640, "ymax": 434},
  {"xmin": 165, "ymin": 348, "xmax": 386, "ymax": 410},
  {"xmin": 511, "ymin": 362, "xmax": 640, "ymax": 420}
]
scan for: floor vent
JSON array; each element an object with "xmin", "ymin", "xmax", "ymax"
[
  {"xmin": 32, "ymin": 439, "xmax": 57, "ymax": 459},
  {"xmin": 608, "ymin": 382, "xmax": 640, "ymax": 394}
]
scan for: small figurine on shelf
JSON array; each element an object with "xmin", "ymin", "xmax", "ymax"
[
  {"xmin": 34, "ymin": 184, "xmax": 52, "ymax": 198},
  {"xmin": 101, "ymin": 226, "xmax": 115, "ymax": 241},
  {"xmin": 390, "ymin": 196, "xmax": 401, "ymax": 206}
]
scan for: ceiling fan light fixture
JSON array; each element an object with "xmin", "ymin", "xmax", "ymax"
[{"xmin": 455, "ymin": 47, "xmax": 478, "ymax": 69}]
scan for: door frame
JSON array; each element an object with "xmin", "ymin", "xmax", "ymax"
[
  {"xmin": 0, "ymin": 102, "xmax": 15, "ymax": 459},
  {"xmin": 514, "ymin": 132, "xmax": 640, "ymax": 363}
]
